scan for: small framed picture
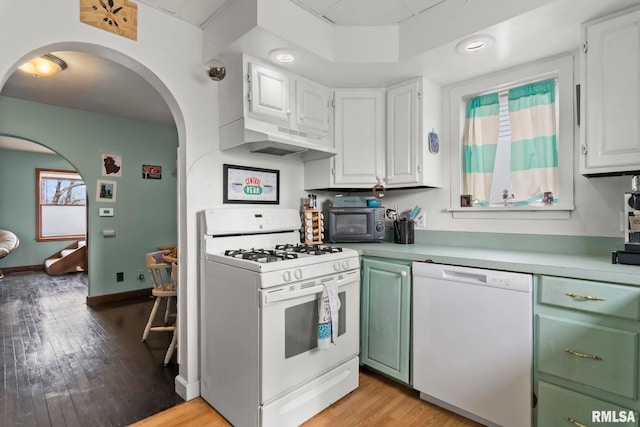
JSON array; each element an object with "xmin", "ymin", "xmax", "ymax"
[
  {"xmin": 96, "ymin": 179, "xmax": 117, "ymax": 203},
  {"xmin": 102, "ymin": 154, "xmax": 122, "ymax": 177},
  {"xmin": 460, "ymin": 194, "xmax": 472, "ymax": 207},
  {"xmin": 142, "ymin": 165, "xmax": 162, "ymax": 179},
  {"xmin": 223, "ymin": 164, "xmax": 279, "ymax": 204}
]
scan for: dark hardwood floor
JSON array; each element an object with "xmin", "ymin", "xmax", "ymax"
[{"xmin": 0, "ymin": 271, "xmax": 182, "ymax": 427}]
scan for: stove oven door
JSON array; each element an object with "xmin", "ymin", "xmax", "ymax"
[{"xmin": 259, "ymin": 269, "xmax": 360, "ymax": 403}]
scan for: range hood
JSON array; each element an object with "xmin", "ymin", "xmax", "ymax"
[{"xmin": 220, "ymin": 118, "xmax": 338, "ymax": 161}]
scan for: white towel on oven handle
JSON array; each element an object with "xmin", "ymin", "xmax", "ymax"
[{"xmin": 318, "ymin": 282, "xmax": 341, "ymax": 349}]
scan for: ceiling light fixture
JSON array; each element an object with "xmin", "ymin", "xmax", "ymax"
[
  {"xmin": 455, "ymin": 35, "xmax": 494, "ymax": 54},
  {"xmin": 269, "ymin": 48, "xmax": 298, "ymax": 64},
  {"xmin": 19, "ymin": 54, "xmax": 67, "ymax": 77}
]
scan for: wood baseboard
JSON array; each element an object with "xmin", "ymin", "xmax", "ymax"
[
  {"xmin": 1, "ymin": 267, "xmax": 153, "ymax": 306},
  {"xmin": 86, "ymin": 288, "xmax": 153, "ymax": 306},
  {"xmin": 1, "ymin": 265, "xmax": 45, "ymax": 274}
]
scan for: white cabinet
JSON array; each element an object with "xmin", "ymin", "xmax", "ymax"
[
  {"xmin": 217, "ymin": 54, "xmax": 335, "ymax": 159},
  {"xmin": 304, "ymin": 78, "xmax": 441, "ymax": 190},
  {"xmin": 248, "ymin": 62, "xmax": 290, "ymax": 123},
  {"xmin": 386, "ymin": 79, "xmax": 441, "ymax": 187},
  {"xmin": 386, "ymin": 80, "xmax": 420, "ymax": 186},
  {"xmin": 295, "ymin": 80, "xmax": 331, "ymax": 138},
  {"xmin": 581, "ymin": 6, "xmax": 640, "ymax": 175},
  {"xmin": 247, "ymin": 61, "xmax": 331, "ymax": 140},
  {"xmin": 305, "ymin": 89, "xmax": 385, "ymax": 189},
  {"xmin": 333, "ymin": 90, "xmax": 386, "ymax": 186}
]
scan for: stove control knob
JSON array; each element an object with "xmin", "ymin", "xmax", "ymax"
[
  {"xmin": 294, "ymin": 269, "xmax": 303, "ymax": 280},
  {"xmin": 333, "ymin": 262, "xmax": 341, "ymax": 272},
  {"xmin": 283, "ymin": 271, "xmax": 292, "ymax": 282},
  {"xmin": 341, "ymin": 260, "xmax": 350, "ymax": 270}
]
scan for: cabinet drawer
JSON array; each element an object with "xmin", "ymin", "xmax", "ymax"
[
  {"xmin": 537, "ymin": 381, "xmax": 638, "ymax": 427},
  {"xmin": 539, "ymin": 276, "xmax": 640, "ymax": 320},
  {"xmin": 537, "ymin": 315, "xmax": 638, "ymax": 398}
]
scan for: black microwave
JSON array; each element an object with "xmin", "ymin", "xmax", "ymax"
[{"xmin": 328, "ymin": 207, "xmax": 385, "ymax": 243}]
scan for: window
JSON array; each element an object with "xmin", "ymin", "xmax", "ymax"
[
  {"xmin": 463, "ymin": 79, "xmax": 558, "ymax": 207},
  {"xmin": 448, "ymin": 54, "xmax": 574, "ymax": 219},
  {"xmin": 36, "ymin": 169, "xmax": 87, "ymax": 241}
]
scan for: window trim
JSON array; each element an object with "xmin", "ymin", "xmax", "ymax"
[
  {"xmin": 36, "ymin": 168, "xmax": 87, "ymax": 242},
  {"xmin": 447, "ymin": 54, "xmax": 575, "ymax": 218}
]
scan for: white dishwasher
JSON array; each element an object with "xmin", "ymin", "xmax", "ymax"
[{"xmin": 412, "ymin": 262, "xmax": 532, "ymax": 427}]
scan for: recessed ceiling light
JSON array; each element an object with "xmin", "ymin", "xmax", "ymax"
[
  {"xmin": 269, "ymin": 48, "xmax": 298, "ymax": 64},
  {"xmin": 455, "ymin": 35, "xmax": 494, "ymax": 54},
  {"xmin": 18, "ymin": 54, "xmax": 67, "ymax": 77}
]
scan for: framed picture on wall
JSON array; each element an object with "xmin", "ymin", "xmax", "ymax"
[
  {"xmin": 142, "ymin": 164, "xmax": 162, "ymax": 179},
  {"xmin": 96, "ymin": 179, "xmax": 117, "ymax": 202},
  {"xmin": 223, "ymin": 164, "xmax": 279, "ymax": 204},
  {"xmin": 102, "ymin": 154, "xmax": 122, "ymax": 177}
]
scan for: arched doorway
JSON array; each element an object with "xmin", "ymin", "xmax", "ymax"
[
  {"xmin": 0, "ymin": 7, "xmax": 213, "ymax": 398},
  {"xmin": 1, "ymin": 49, "xmax": 179, "ymax": 300},
  {"xmin": 0, "ymin": 135, "xmax": 89, "ymax": 276},
  {"xmin": 0, "ymin": 47, "xmax": 185, "ymax": 424}
]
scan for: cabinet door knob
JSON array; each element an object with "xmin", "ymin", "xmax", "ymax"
[{"xmin": 400, "ymin": 271, "xmax": 407, "ymax": 277}]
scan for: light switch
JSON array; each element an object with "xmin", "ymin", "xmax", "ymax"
[{"xmin": 99, "ymin": 208, "xmax": 114, "ymax": 217}]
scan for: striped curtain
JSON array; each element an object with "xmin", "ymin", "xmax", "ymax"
[
  {"xmin": 508, "ymin": 79, "xmax": 558, "ymax": 205},
  {"xmin": 463, "ymin": 92, "xmax": 500, "ymax": 206}
]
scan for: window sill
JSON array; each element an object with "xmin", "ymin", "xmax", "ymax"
[{"xmin": 448, "ymin": 205, "xmax": 574, "ymax": 220}]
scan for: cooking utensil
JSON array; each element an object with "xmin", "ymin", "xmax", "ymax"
[{"xmin": 410, "ymin": 206, "xmax": 421, "ymax": 220}]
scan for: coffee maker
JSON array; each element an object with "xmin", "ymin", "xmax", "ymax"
[{"xmin": 613, "ymin": 175, "xmax": 640, "ymax": 265}]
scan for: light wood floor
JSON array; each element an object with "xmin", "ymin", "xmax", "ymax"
[{"xmin": 130, "ymin": 368, "xmax": 482, "ymax": 427}]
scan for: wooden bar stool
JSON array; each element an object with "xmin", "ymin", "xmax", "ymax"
[{"xmin": 142, "ymin": 250, "xmax": 177, "ymax": 365}]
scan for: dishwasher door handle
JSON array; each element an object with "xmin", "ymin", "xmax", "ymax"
[{"xmin": 441, "ymin": 268, "xmax": 488, "ymax": 285}]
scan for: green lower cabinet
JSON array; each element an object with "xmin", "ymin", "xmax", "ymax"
[
  {"xmin": 537, "ymin": 314, "xmax": 638, "ymax": 399},
  {"xmin": 360, "ymin": 258, "xmax": 411, "ymax": 384},
  {"xmin": 535, "ymin": 275, "xmax": 640, "ymax": 427},
  {"xmin": 537, "ymin": 381, "xmax": 638, "ymax": 427}
]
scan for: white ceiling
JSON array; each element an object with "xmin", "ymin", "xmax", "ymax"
[
  {"xmin": 133, "ymin": 0, "xmax": 450, "ymax": 27},
  {"xmin": 135, "ymin": 0, "xmax": 230, "ymax": 27},
  {"xmin": 0, "ymin": 136, "xmax": 54, "ymax": 154},
  {"xmin": 1, "ymin": 51, "xmax": 174, "ymax": 126},
  {"xmin": 2, "ymin": 0, "xmax": 639, "ymax": 153},
  {"xmin": 290, "ymin": 0, "xmax": 448, "ymax": 25}
]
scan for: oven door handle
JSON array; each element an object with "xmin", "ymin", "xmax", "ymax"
[{"xmin": 263, "ymin": 272, "xmax": 359, "ymax": 304}]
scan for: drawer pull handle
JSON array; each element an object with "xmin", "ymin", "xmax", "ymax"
[
  {"xmin": 564, "ymin": 417, "xmax": 588, "ymax": 427},
  {"xmin": 565, "ymin": 292, "xmax": 605, "ymax": 301},
  {"xmin": 564, "ymin": 348, "xmax": 603, "ymax": 361}
]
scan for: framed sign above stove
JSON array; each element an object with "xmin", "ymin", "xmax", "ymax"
[{"xmin": 223, "ymin": 164, "xmax": 279, "ymax": 204}]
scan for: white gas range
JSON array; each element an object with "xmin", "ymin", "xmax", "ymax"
[{"xmin": 199, "ymin": 208, "xmax": 360, "ymax": 427}]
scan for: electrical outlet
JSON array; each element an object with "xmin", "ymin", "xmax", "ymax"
[
  {"xmin": 417, "ymin": 212, "xmax": 426, "ymax": 228},
  {"xmin": 116, "ymin": 272, "xmax": 124, "ymax": 282}
]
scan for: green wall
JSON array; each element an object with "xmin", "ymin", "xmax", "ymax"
[
  {"xmin": 0, "ymin": 148, "xmax": 79, "ymax": 267},
  {"xmin": 0, "ymin": 96, "xmax": 178, "ymax": 297}
]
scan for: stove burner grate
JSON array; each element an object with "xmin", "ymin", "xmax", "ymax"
[
  {"xmin": 276, "ymin": 243, "xmax": 343, "ymax": 255},
  {"xmin": 224, "ymin": 248, "xmax": 298, "ymax": 263}
]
